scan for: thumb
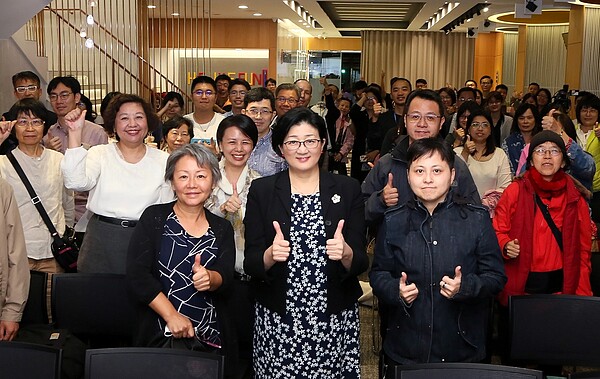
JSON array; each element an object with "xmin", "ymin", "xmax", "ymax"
[
  {"xmin": 466, "ymin": 134, "xmax": 471, "ymax": 142},
  {"xmin": 386, "ymin": 172, "xmax": 394, "ymax": 188},
  {"xmin": 454, "ymin": 266, "xmax": 462, "ymax": 279},
  {"xmin": 232, "ymin": 182, "xmax": 239, "ymax": 197},
  {"xmin": 273, "ymin": 221, "xmax": 284, "ymax": 240},
  {"xmin": 48, "ymin": 131, "xmax": 54, "ymax": 139},
  {"xmin": 548, "ymin": 109, "xmax": 556, "ymax": 118},
  {"xmin": 334, "ymin": 219, "xmax": 344, "ymax": 238},
  {"xmin": 400, "ymin": 272, "xmax": 407, "ymax": 286},
  {"xmin": 192, "ymin": 254, "xmax": 202, "ymax": 273},
  {"xmin": 513, "ymin": 238, "xmax": 519, "ymax": 245}
]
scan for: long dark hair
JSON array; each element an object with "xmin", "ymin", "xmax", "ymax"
[{"xmin": 466, "ymin": 109, "xmax": 496, "ymax": 157}]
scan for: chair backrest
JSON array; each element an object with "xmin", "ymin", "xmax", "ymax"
[
  {"xmin": 509, "ymin": 294, "xmax": 600, "ymax": 366},
  {"xmin": 395, "ymin": 363, "xmax": 543, "ymax": 379},
  {"xmin": 84, "ymin": 347, "xmax": 223, "ymax": 379},
  {"xmin": 51, "ymin": 273, "xmax": 136, "ymax": 340},
  {"xmin": 21, "ymin": 270, "xmax": 49, "ymax": 325},
  {"xmin": 0, "ymin": 341, "xmax": 61, "ymax": 379},
  {"xmin": 570, "ymin": 372, "xmax": 600, "ymax": 379}
]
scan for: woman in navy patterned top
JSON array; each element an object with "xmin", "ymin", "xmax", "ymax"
[{"xmin": 127, "ymin": 144, "xmax": 236, "ymax": 376}]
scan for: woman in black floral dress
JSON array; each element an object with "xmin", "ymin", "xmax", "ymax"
[{"xmin": 244, "ymin": 108, "xmax": 369, "ymax": 378}]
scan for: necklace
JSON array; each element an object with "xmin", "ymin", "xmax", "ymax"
[{"xmin": 291, "ymin": 180, "xmax": 319, "ymax": 195}]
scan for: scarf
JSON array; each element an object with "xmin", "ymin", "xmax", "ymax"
[{"xmin": 528, "ymin": 167, "xmax": 567, "ymax": 198}]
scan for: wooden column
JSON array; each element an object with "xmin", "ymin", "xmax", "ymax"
[
  {"xmin": 515, "ymin": 25, "xmax": 528, "ymax": 94},
  {"xmin": 565, "ymin": 5, "xmax": 585, "ymax": 90},
  {"xmin": 474, "ymin": 32, "xmax": 504, "ymax": 86}
]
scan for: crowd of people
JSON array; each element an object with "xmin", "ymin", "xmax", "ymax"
[{"xmin": 0, "ymin": 69, "xmax": 599, "ymax": 378}]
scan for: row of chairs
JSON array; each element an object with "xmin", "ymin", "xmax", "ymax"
[{"xmin": 0, "ymin": 343, "xmax": 223, "ymax": 379}]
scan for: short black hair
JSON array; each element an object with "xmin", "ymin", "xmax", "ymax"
[
  {"xmin": 511, "ymin": 103, "xmax": 541, "ymax": 134},
  {"xmin": 437, "ymin": 87, "xmax": 456, "ymax": 104},
  {"xmin": 405, "ymin": 89, "xmax": 445, "ymax": 117},
  {"xmin": 215, "ymin": 74, "xmax": 232, "ymax": 86},
  {"xmin": 266, "ymin": 78, "xmax": 276, "ymax": 86},
  {"xmin": 486, "ymin": 91, "xmax": 504, "ymax": 104},
  {"xmin": 12, "ymin": 71, "xmax": 40, "ymax": 88},
  {"xmin": 10, "ymin": 99, "xmax": 51, "ymax": 136},
  {"xmin": 415, "ymin": 78, "xmax": 427, "ymax": 85},
  {"xmin": 338, "ymin": 97, "xmax": 352, "ymax": 107},
  {"xmin": 230, "ymin": 78, "xmax": 251, "ymax": 91},
  {"xmin": 528, "ymin": 82, "xmax": 540, "ymax": 88},
  {"xmin": 47, "ymin": 76, "xmax": 81, "ymax": 95},
  {"xmin": 275, "ymin": 83, "xmax": 300, "ymax": 99},
  {"xmin": 456, "ymin": 101, "xmax": 482, "ymax": 123},
  {"xmin": 352, "ymin": 80, "xmax": 368, "ymax": 92},
  {"xmin": 103, "ymin": 94, "xmax": 160, "ymax": 141},
  {"xmin": 216, "ymin": 114, "xmax": 258, "ymax": 148},
  {"xmin": 100, "ymin": 91, "xmax": 122, "ymax": 119},
  {"xmin": 162, "ymin": 115, "xmax": 194, "ymax": 141},
  {"xmin": 576, "ymin": 94, "xmax": 600, "ymax": 125},
  {"xmin": 464, "ymin": 79, "xmax": 477, "ymax": 87},
  {"xmin": 406, "ymin": 137, "xmax": 455, "ymax": 170},
  {"xmin": 364, "ymin": 86, "xmax": 383, "ymax": 104},
  {"xmin": 480, "ymin": 75, "xmax": 493, "ymax": 83},
  {"xmin": 161, "ymin": 91, "xmax": 184, "ymax": 108},
  {"xmin": 495, "ymin": 84, "xmax": 508, "ymax": 92},
  {"xmin": 391, "ymin": 77, "xmax": 413, "ymax": 91},
  {"xmin": 466, "ymin": 108, "xmax": 496, "ymax": 157},
  {"xmin": 521, "ymin": 93, "xmax": 538, "ymax": 107},
  {"xmin": 271, "ymin": 107, "xmax": 328, "ymax": 157},
  {"xmin": 191, "ymin": 75, "xmax": 217, "ymax": 92},
  {"xmin": 457, "ymin": 87, "xmax": 477, "ymax": 100},
  {"xmin": 244, "ymin": 87, "xmax": 275, "ymax": 109}
]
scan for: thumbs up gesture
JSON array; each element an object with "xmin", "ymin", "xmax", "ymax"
[
  {"xmin": 270, "ymin": 221, "xmax": 290, "ymax": 263},
  {"xmin": 594, "ymin": 122, "xmax": 600, "ymax": 139},
  {"xmin": 192, "ymin": 254, "xmax": 211, "ymax": 291},
  {"xmin": 382, "ymin": 172, "xmax": 399, "ymax": 207},
  {"xmin": 221, "ymin": 183, "xmax": 242, "ymax": 214},
  {"xmin": 464, "ymin": 135, "xmax": 476, "ymax": 154},
  {"xmin": 326, "ymin": 220, "xmax": 347, "ymax": 261},
  {"xmin": 440, "ymin": 266, "xmax": 462, "ymax": 299},
  {"xmin": 399, "ymin": 272, "xmax": 419, "ymax": 304},
  {"xmin": 504, "ymin": 239, "xmax": 520, "ymax": 259},
  {"xmin": 64, "ymin": 107, "xmax": 86, "ymax": 132}
]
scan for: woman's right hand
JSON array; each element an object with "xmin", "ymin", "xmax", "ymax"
[
  {"xmin": 64, "ymin": 108, "xmax": 86, "ymax": 132},
  {"xmin": 399, "ymin": 272, "xmax": 419, "ymax": 304},
  {"xmin": 165, "ymin": 312, "xmax": 195, "ymax": 339},
  {"xmin": 0, "ymin": 120, "xmax": 16, "ymax": 145},
  {"xmin": 271, "ymin": 221, "xmax": 290, "ymax": 262}
]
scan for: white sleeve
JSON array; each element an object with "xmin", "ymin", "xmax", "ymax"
[{"xmin": 61, "ymin": 146, "xmax": 102, "ymax": 192}]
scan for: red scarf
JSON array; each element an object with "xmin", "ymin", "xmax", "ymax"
[{"xmin": 528, "ymin": 167, "xmax": 567, "ymax": 198}]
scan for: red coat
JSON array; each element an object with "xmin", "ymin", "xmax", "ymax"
[{"xmin": 493, "ymin": 172, "xmax": 592, "ymax": 306}]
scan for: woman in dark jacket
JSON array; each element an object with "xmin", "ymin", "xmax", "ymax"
[
  {"xmin": 127, "ymin": 144, "xmax": 236, "ymax": 377},
  {"xmin": 244, "ymin": 108, "xmax": 368, "ymax": 378},
  {"xmin": 370, "ymin": 138, "xmax": 506, "ymax": 373}
]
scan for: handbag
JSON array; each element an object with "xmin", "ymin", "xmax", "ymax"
[{"xmin": 6, "ymin": 152, "xmax": 78, "ymax": 272}]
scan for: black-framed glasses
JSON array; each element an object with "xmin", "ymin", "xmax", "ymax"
[
  {"xmin": 276, "ymin": 97, "xmax": 298, "ymax": 105},
  {"xmin": 406, "ymin": 113, "xmax": 442, "ymax": 124},
  {"xmin": 193, "ymin": 89, "xmax": 214, "ymax": 97},
  {"xmin": 283, "ymin": 139, "xmax": 322, "ymax": 150},
  {"xmin": 230, "ymin": 90, "xmax": 247, "ymax": 97}
]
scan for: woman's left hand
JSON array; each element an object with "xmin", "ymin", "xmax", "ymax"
[
  {"xmin": 440, "ymin": 266, "xmax": 462, "ymax": 299},
  {"xmin": 326, "ymin": 220, "xmax": 346, "ymax": 261},
  {"xmin": 192, "ymin": 254, "xmax": 211, "ymax": 291}
]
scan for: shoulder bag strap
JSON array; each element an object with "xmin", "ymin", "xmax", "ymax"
[
  {"xmin": 535, "ymin": 194, "xmax": 563, "ymax": 251},
  {"xmin": 6, "ymin": 151, "xmax": 61, "ymax": 239}
]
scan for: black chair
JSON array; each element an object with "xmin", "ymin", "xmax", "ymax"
[
  {"xmin": 0, "ymin": 341, "xmax": 61, "ymax": 379},
  {"xmin": 21, "ymin": 270, "xmax": 49, "ymax": 325},
  {"xmin": 51, "ymin": 273, "xmax": 136, "ymax": 346},
  {"xmin": 395, "ymin": 363, "xmax": 543, "ymax": 379},
  {"xmin": 570, "ymin": 372, "xmax": 600, "ymax": 379},
  {"xmin": 84, "ymin": 347, "xmax": 223, "ymax": 379},
  {"xmin": 509, "ymin": 294, "xmax": 600, "ymax": 366}
]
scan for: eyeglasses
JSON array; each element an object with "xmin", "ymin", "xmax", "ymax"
[
  {"xmin": 459, "ymin": 114, "xmax": 470, "ymax": 121},
  {"xmin": 366, "ymin": 96, "xmax": 376, "ymax": 101},
  {"xmin": 49, "ymin": 91, "xmax": 73, "ymax": 102},
  {"xmin": 245, "ymin": 108, "xmax": 273, "ymax": 117},
  {"xmin": 16, "ymin": 118, "xmax": 44, "ymax": 128},
  {"xmin": 276, "ymin": 97, "xmax": 298, "ymax": 105},
  {"xmin": 283, "ymin": 138, "xmax": 322, "ymax": 150},
  {"xmin": 169, "ymin": 130, "xmax": 190, "ymax": 138},
  {"xmin": 193, "ymin": 89, "xmax": 214, "ymax": 97},
  {"xmin": 406, "ymin": 113, "xmax": 442, "ymax": 124},
  {"xmin": 230, "ymin": 90, "xmax": 247, "ymax": 97},
  {"xmin": 581, "ymin": 106, "xmax": 599, "ymax": 114},
  {"xmin": 458, "ymin": 97, "xmax": 474, "ymax": 103},
  {"xmin": 470, "ymin": 122, "xmax": 491, "ymax": 129},
  {"xmin": 533, "ymin": 147, "xmax": 562, "ymax": 156},
  {"xmin": 15, "ymin": 85, "xmax": 39, "ymax": 93},
  {"xmin": 487, "ymin": 101, "xmax": 501, "ymax": 106}
]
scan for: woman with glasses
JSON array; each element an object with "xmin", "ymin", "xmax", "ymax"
[
  {"xmin": 61, "ymin": 94, "xmax": 174, "ymax": 274},
  {"xmin": 161, "ymin": 116, "xmax": 194, "ymax": 154},
  {"xmin": 502, "ymin": 103, "xmax": 541, "ymax": 175},
  {"xmin": 0, "ymin": 99, "xmax": 73, "ymax": 274},
  {"xmin": 486, "ymin": 91, "xmax": 513, "ymax": 147},
  {"xmin": 244, "ymin": 108, "xmax": 368, "ymax": 378},
  {"xmin": 455, "ymin": 109, "xmax": 511, "ymax": 216},
  {"xmin": 493, "ymin": 131, "xmax": 592, "ymax": 350},
  {"xmin": 349, "ymin": 85, "xmax": 386, "ymax": 182},
  {"xmin": 575, "ymin": 94, "xmax": 600, "ymax": 221},
  {"xmin": 446, "ymin": 101, "xmax": 481, "ymax": 149}
]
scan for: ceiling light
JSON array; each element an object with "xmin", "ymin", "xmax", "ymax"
[
  {"xmin": 238, "ymin": 5, "xmax": 248, "ymax": 9},
  {"xmin": 85, "ymin": 38, "xmax": 94, "ymax": 48},
  {"xmin": 466, "ymin": 18, "xmax": 472, "ymax": 22},
  {"xmin": 86, "ymin": 14, "xmax": 94, "ymax": 25},
  {"xmin": 305, "ymin": 25, "xmax": 310, "ymax": 28},
  {"xmin": 483, "ymin": 6, "xmax": 489, "ymax": 12},
  {"xmin": 80, "ymin": 28, "xmax": 87, "ymax": 38},
  {"xmin": 171, "ymin": 12, "xmax": 180, "ymax": 16},
  {"xmin": 147, "ymin": 5, "xmax": 156, "ymax": 9},
  {"xmin": 253, "ymin": 13, "xmax": 262, "ymax": 16}
]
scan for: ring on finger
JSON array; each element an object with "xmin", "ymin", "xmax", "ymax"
[{"xmin": 441, "ymin": 282, "xmax": 446, "ymax": 288}]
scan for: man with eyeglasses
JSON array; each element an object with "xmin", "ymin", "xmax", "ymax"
[
  {"xmin": 274, "ymin": 83, "xmax": 300, "ymax": 119},
  {"xmin": 480, "ymin": 75, "xmax": 494, "ymax": 100},
  {"xmin": 224, "ymin": 78, "xmax": 251, "ymax": 117},
  {"xmin": 1, "ymin": 71, "xmax": 58, "ymax": 154},
  {"xmin": 447, "ymin": 87, "xmax": 478, "ymax": 137},
  {"xmin": 184, "ymin": 75, "xmax": 225, "ymax": 151},
  {"xmin": 362, "ymin": 89, "xmax": 480, "ymax": 224},
  {"xmin": 243, "ymin": 87, "xmax": 288, "ymax": 176},
  {"xmin": 44, "ymin": 76, "xmax": 107, "ymax": 226}
]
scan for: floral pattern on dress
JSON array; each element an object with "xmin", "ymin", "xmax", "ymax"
[{"xmin": 253, "ymin": 193, "xmax": 360, "ymax": 379}]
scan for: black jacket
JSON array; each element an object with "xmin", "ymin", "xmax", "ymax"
[{"xmin": 243, "ymin": 170, "xmax": 368, "ymax": 315}]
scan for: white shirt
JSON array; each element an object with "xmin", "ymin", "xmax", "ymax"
[
  {"xmin": 455, "ymin": 147, "xmax": 512, "ymax": 198},
  {"xmin": 184, "ymin": 112, "xmax": 225, "ymax": 142},
  {"xmin": 0, "ymin": 148, "xmax": 74, "ymax": 260},
  {"xmin": 61, "ymin": 143, "xmax": 174, "ymax": 220}
]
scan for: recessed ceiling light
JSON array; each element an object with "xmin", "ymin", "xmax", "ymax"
[
  {"xmin": 305, "ymin": 25, "xmax": 310, "ymax": 28},
  {"xmin": 147, "ymin": 5, "xmax": 156, "ymax": 9},
  {"xmin": 253, "ymin": 13, "xmax": 262, "ymax": 16},
  {"xmin": 238, "ymin": 5, "xmax": 248, "ymax": 9},
  {"xmin": 483, "ymin": 6, "xmax": 489, "ymax": 12},
  {"xmin": 171, "ymin": 12, "xmax": 180, "ymax": 16}
]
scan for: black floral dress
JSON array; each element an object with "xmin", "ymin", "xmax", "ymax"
[{"xmin": 254, "ymin": 193, "xmax": 360, "ymax": 378}]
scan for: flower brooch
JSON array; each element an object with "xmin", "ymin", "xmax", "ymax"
[{"xmin": 332, "ymin": 194, "xmax": 341, "ymax": 204}]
